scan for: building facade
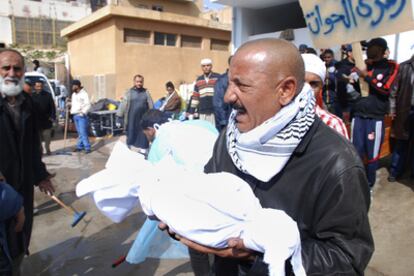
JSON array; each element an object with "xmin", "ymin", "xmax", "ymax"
[
  {"xmin": 0, "ymin": 0, "xmax": 91, "ymax": 48},
  {"xmin": 62, "ymin": 0, "xmax": 231, "ymax": 101}
]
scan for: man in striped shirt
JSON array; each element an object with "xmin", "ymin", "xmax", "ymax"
[
  {"xmin": 302, "ymin": 53, "xmax": 349, "ymax": 139},
  {"xmin": 186, "ymin": 58, "xmax": 221, "ymax": 126}
]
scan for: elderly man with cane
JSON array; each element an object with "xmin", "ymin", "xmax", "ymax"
[{"xmin": 0, "ymin": 49, "xmax": 54, "ymax": 275}]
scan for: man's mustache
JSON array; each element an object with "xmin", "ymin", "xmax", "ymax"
[
  {"xmin": 230, "ymin": 103, "xmax": 245, "ymax": 111},
  {"xmin": 4, "ymin": 77, "xmax": 20, "ymax": 84}
]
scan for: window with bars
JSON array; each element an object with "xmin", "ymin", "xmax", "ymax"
[
  {"xmin": 13, "ymin": 17, "xmax": 71, "ymax": 48},
  {"xmin": 211, "ymin": 39, "xmax": 229, "ymax": 51},
  {"xmin": 124, "ymin": 29, "xmax": 150, "ymax": 44},
  {"xmin": 154, "ymin": 32, "xmax": 176, "ymax": 46},
  {"xmin": 181, "ymin": 35, "xmax": 202, "ymax": 48}
]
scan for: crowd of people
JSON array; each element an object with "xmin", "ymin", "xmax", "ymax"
[
  {"xmin": 0, "ymin": 34, "xmax": 413, "ymax": 275},
  {"xmin": 300, "ymin": 39, "xmax": 412, "ymax": 188}
]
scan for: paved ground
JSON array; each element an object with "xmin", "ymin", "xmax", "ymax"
[{"xmin": 19, "ymin": 131, "xmax": 414, "ymax": 276}]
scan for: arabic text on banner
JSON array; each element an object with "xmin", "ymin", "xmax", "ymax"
[{"xmin": 299, "ymin": 0, "xmax": 414, "ymax": 48}]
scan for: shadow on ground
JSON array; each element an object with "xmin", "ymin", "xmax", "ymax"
[{"xmin": 21, "ymin": 214, "xmax": 150, "ymax": 276}]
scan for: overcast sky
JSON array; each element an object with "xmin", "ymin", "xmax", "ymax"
[{"xmin": 203, "ymin": 0, "xmax": 224, "ymax": 11}]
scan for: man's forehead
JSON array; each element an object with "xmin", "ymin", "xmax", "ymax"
[
  {"xmin": 0, "ymin": 51, "xmax": 24, "ymax": 65},
  {"xmin": 230, "ymin": 52, "xmax": 268, "ymax": 75},
  {"xmin": 305, "ymin": 72, "xmax": 322, "ymax": 81}
]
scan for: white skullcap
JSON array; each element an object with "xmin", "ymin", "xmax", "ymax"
[
  {"xmin": 201, "ymin": 58, "xmax": 212, "ymax": 65},
  {"xmin": 301, "ymin": 54, "xmax": 326, "ymax": 84}
]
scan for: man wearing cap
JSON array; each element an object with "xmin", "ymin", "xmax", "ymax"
[
  {"xmin": 302, "ymin": 53, "xmax": 349, "ymax": 138},
  {"xmin": 352, "ymin": 37, "xmax": 399, "ymax": 189},
  {"xmin": 335, "ymin": 45, "xmax": 361, "ymax": 119},
  {"xmin": 70, "ymin": 80, "xmax": 92, "ymax": 153},
  {"xmin": 187, "ymin": 58, "xmax": 221, "ymax": 125},
  {"xmin": 31, "ymin": 80, "xmax": 56, "ymax": 155}
]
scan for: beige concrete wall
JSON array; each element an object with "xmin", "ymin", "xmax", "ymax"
[
  {"xmin": 114, "ymin": 17, "xmax": 230, "ymax": 100},
  {"xmin": 68, "ymin": 19, "xmax": 117, "ymax": 76},
  {"xmin": 119, "ymin": 0, "xmax": 203, "ymax": 17},
  {"xmin": 67, "ymin": 19, "xmax": 117, "ymax": 99}
]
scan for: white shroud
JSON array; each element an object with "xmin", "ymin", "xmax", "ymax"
[{"xmin": 76, "ymin": 142, "xmax": 306, "ymax": 276}]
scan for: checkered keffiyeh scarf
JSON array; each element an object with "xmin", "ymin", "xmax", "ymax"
[{"xmin": 226, "ymin": 84, "xmax": 316, "ymax": 182}]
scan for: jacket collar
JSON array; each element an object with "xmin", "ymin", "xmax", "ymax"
[
  {"xmin": 0, "ymin": 92, "xmax": 25, "ymax": 110},
  {"xmin": 132, "ymin": 87, "xmax": 146, "ymax": 92}
]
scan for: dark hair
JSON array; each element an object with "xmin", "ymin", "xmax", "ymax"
[
  {"xmin": 133, "ymin": 74, "xmax": 144, "ymax": 81},
  {"xmin": 0, "ymin": 49, "xmax": 25, "ymax": 66},
  {"xmin": 72, "ymin": 79, "xmax": 81, "ymax": 86},
  {"xmin": 299, "ymin": 44, "xmax": 308, "ymax": 52},
  {"xmin": 322, "ymin": 49, "xmax": 334, "ymax": 56},
  {"xmin": 34, "ymin": 80, "xmax": 43, "ymax": 85},
  {"xmin": 165, "ymin": 81, "xmax": 175, "ymax": 89},
  {"xmin": 141, "ymin": 110, "xmax": 170, "ymax": 129},
  {"xmin": 306, "ymin": 47, "xmax": 317, "ymax": 55},
  {"xmin": 33, "ymin": 59, "xmax": 40, "ymax": 65},
  {"xmin": 24, "ymin": 78, "xmax": 32, "ymax": 86},
  {"xmin": 367, "ymin": 37, "xmax": 388, "ymax": 51}
]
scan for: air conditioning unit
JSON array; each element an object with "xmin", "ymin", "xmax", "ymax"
[{"xmin": 94, "ymin": 74, "xmax": 106, "ymax": 100}]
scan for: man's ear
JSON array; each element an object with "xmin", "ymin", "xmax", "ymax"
[{"xmin": 278, "ymin": 77, "xmax": 297, "ymax": 106}]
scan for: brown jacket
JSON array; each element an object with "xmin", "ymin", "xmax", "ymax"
[
  {"xmin": 390, "ymin": 56, "xmax": 414, "ymax": 140},
  {"xmin": 162, "ymin": 91, "xmax": 181, "ymax": 113}
]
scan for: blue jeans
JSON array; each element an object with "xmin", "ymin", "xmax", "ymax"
[
  {"xmin": 58, "ymin": 98, "xmax": 66, "ymax": 119},
  {"xmin": 74, "ymin": 114, "xmax": 91, "ymax": 151},
  {"xmin": 390, "ymin": 110, "xmax": 414, "ymax": 177}
]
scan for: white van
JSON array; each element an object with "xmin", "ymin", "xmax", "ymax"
[{"xmin": 24, "ymin": 72, "xmax": 58, "ymax": 105}]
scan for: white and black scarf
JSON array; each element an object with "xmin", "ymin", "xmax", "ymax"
[{"xmin": 226, "ymin": 84, "xmax": 316, "ymax": 182}]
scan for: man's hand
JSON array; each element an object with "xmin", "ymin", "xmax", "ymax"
[
  {"xmin": 158, "ymin": 222, "xmax": 255, "ymax": 260},
  {"xmin": 353, "ymin": 67, "xmax": 368, "ymax": 78},
  {"xmin": 14, "ymin": 207, "xmax": 25, "ymax": 232},
  {"xmin": 38, "ymin": 178, "xmax": 55, "ymax": 195}
]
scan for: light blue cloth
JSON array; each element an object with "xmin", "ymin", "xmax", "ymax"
[
  {"xmin": 126, "ymin": 119, "xmax": 218, "ymax": 264},
  {"xmin": 126, "ymin": 218, "xmax": 189, "ymax": 264}
]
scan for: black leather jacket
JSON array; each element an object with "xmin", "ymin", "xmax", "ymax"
[{"xmin": 205, "ymin": 118, "xmax": 374, "ymax": 275}]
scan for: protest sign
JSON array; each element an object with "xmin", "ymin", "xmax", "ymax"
[{"xmin": 299, "ymin": 0, "xmax": 414, "ymax": 49}]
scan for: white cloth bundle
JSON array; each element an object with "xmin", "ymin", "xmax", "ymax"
[{"xmin": 76, "ymin": 142, "xmax": 306, "ymax": 276}]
